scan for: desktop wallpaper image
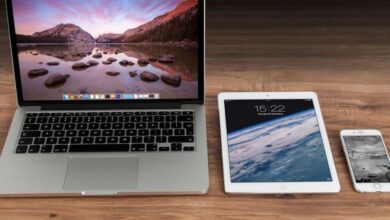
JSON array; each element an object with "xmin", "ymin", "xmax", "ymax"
[
  {"xmin": 225, "ymin": 100, "xmax": 332, "ymax": 183},
  {"xmin": 12, "ymin": 0, "xmax": 199, "ymax": 101}
]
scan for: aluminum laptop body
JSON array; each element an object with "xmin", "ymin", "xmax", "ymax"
[{"xmin": 0, "ymin": 0, "xmax": 208, "ymax": 196}]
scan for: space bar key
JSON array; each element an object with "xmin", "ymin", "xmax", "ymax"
[{"xmin": 69, "ymin": 144, "xmax": 129, "ymax": 152}]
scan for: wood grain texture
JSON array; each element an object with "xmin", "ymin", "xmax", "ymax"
[{"xmin": 1, "ymin": 0, "xmax": 390, "ymax": 219}]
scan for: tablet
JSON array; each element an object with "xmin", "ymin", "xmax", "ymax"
[{"xmin": 218, "ymin": 92, "xmax": 340, "ymax": 194}]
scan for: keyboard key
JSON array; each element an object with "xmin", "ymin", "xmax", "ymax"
[
  {"xmin": 38, "ymin": 113, "xmax": 50, "ymax": 117},
  {"xmin": 54, "ymin": 130, "xmax": 65, "ymax": 137},
  {"xmin": 34, "ymin": 138, "xmax": 45, "ymax": 145},
  {"xmin": 171, "ymin": 122, "xmax": 182, "ymax": 128},
  {"xmin": 132, "ymin": 137, "xmax": 142, "ymax": 143},
  {"xmin": 36, "ymin": 117, "xmax": 48, "ymax": 124},
  {"xmin": 113, "ymin": 123, "xmax": 123, "ymax": 129},
  {"xmin": 16, "ymin": 145, "xmax": 28, "ymax": 153},
  {"xmin": 119, "ymin": 137, "xmax": 131, "ymax": 143},
  {"xmin": 83, "ymin": 137, "xmax": 94, "ymax": 144},
  {"xmin": 51, "ymin": 113, "xmax": 62, "ymax": 117},
  {"xmin": 65, "ymin": 124, "xmax": 76, "ymax": 130},
  {"xmin": 168, "ymin": 136, "xmax": 194, "ymax": 143},
  {"xmin": 146, "ymin": 143, "xmax": 157, "ymax": 151},
  {"xmin": 59, "ymin": 137, "xmax": 70, "ymax": 144},
  {"xmin": 162, "ymin": 129, "xmax": 173, "ymax": 136},
  {"xmin": 66, "ymin": 130, "xmax": 77, "ymax": 137},
  {"xmin": 156, "ymin": 136, "xmax": 167, "ymax": 143},
  {"xmin": 48, "ymin": 117, "xmax": 60, "ymax": 123},
  {"xmin": 114, "ymin": 130, "xmax": 125, "ymax": 136},
  {"xmin": 124, "ymin": 123, "xmax": 135, "ymax": 129},
  {"xmin": 186, "ymin": 128, "xmax": 194, "ymax": 135},
  {"xmin": 60, "ymin": 117, "xmax": 71, "ymax": 123},
  {"xmin": 20, "ymin": 131, "xmax": 41, "ymax": 138},
  {"xmin": 159, "ymin": 147, "xmax": 170, "ymax": 151},
  {"xmin": 171, "ymin": 143, "xmax": 182, "ymax": 151},
  {"xmin": 96, "ymin": 117, "xmax": 106, "ymax": 123},
  {"xmin": 27, "ymin": 113, "xmax": 38, "ymax": 117},
  {"xmin": 19, "ymin": 138, "xmax": 33, "ymax": 145},
  {"xmin": 100, "ymin": 123, "xmax": 111, "ymax": 129},
  {"xmin": 136, "ymin": 123, "xmax": 146, "ymax": 129},
  {"xmin": 25, "ymin": 117, "xmax": 36, "ymax": 124},
  {"xmin": 150, "ymin": 129, "xmax": 161, "ymax": 136},
  {"xmin": 174, "ymin": 129, "xmax": 185, "ymax": 136},
  {"xmin": 107, "ymin": 116, "xmax": 118, "ymax": 123},
  {"xmin": 127, "ymin": 130, "xmax": 137, "ymax": 136},
  {"xmin": 90, "ymin": 130, "xmax": 101, "ymax": 136},
  {"xmin": 183, "ymin": 111, "xmax": 193, "ymax": 115},
  {"xmin": 42, "ymin": 130, "xmax": 53, "ymax": 137},
  {"xmin": 23, "ymin": 124, "xmax": 40, "ymax": 130},
  {"xmin": 78, "ymin": 130, "xmax": 89, "ymax": 136},
  {"xmin": 143, "ymin": 136, "xmax": 155, "ymax": 143},
  {"xmin": 63, "ymin": 113, "xmax": 74, "ymax": 116},
  {"xmin": 138, "ymin": 129, "xmax": 149, "ymax": 136},
  {"xmin": 71, "ymin": 137, "xmax": 82, "ymax": 144},
  {"xmin": 69, "ymin": 144, "xmax": 129, "ymax": 152},
  {"xmin": 76, "ymin": 123, "xmax": 87, "ymax": 129},
  {"xmin": 53, "ymin": 124, "xmax": 64, "ymax": 130},
  {"xmin": 131, "ymin": 144, "xmax": 145, "ymax": 152},
  {"xmin": 102, "ymin": 130, "xmax": 113, "ymax": 136},
  {"xmin": 53, "ymin": 145, "xmax": 68, "ymax": 153},
  {"xmin": 46, "ymin": 138, "xmax": 57, "ymax": 145},
  {"xmin": 88, "ymin": 123, "xmax": 99, "ymax": 130},
  {"xmin": 28, "ymin": 145, "xmax": 40, "ymax": 153},
  {"xmin": 95, "ymin": 137, "xmax": 106, "ymax": 144},
  {"xmin": 40, "ymin": 124, "xmax": 52, "ymax": 130},
  {"xmin": 183, "ymin": 146, "xmax": 195, "ymax": 151},
  {"xmin": 72, "ymin": 117, "xmax": 83, "ymax": 123},
  {"xmin": 178, "ymin": 116, "xmax": 193, "ymax": 122},
  {"xmin": 148, "ymin": 123, "xmax": 158, "ymax": 129},
  {"xmin": 107, "ymin": 137, "xmax": 118, "ymax": 143},
  {"xmin": 41, "ymin": 145, "xmax": 53, "ymax": 153}
]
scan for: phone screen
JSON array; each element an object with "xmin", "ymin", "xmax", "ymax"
[{"xmin": 343, "ymin": 135, "xmax": 390, "ymax": 183}]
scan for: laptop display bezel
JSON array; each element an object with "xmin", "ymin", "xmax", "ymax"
[{"xmin": 5, "ymin": 0, "xmax": 205, "ymax": 106}]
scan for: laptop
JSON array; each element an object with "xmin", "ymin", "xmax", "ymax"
[{"xmin": 0, "ymin": 0, "xmax": 208, "ymax": 196}]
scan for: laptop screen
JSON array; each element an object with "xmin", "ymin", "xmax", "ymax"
[{"xmin": 9, "ymin": 0, "xmax": 201, "ymax": 102}]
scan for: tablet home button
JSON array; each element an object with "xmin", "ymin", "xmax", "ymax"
[{"xmin": 373, "ymin": 183, "xmax": 381, "ymax": 189}]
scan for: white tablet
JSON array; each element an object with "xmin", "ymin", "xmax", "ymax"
[{"xmin": 218, "ymin": 92, "xmax": 340, "ymax": 194}]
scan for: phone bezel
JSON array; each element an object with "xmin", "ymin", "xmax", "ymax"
[{"xmin": 340, "ymin": 129, "xmax": 390, "ymax": 193}]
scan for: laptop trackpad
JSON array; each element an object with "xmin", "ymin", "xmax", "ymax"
[{"xmin": 64, "ymin": 156, "xmax": 138, "ymax": 191}]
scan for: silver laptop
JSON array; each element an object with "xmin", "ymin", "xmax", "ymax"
[{"xmin": 0, "ymin": 0, "xmax": 208, "ymax": 196}]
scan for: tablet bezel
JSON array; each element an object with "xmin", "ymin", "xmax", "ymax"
[{"xmin": 218, "ymin": 92, "xmax": 340, "ymax": 194}]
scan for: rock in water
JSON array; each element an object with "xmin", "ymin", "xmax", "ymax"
[
  {"xmin": 166, "ymin": 54, "xmax": 175, "ymax": 60},
  {"xmin": 103, "ymin": 51, "xmax": 108, "ymax": 54},
  {"xmin": 106, "ymin": 71, "xmax": 120, "ymax": 76},
  {"xmin": 140, "ymin": 71, "xmax": 159, "ymax": 82},
  {"xmin": 92, "ymin": 53, "xmax": 102, "ymax": 58},
  {"xmin": 129, "ymin": 71, "xmax": 138, "ymax": 77},
  {"xmin": 87, "ymin": 60, "xmax": 99, "ymax": 66},
  {"xmin": 107, "ymin": 57, "xmax": 117, "ymax": 62},
  {"xmin": 32, "ymin": 52, "xmax": 39, "ymax": 56},
  {"xmin": 102, "ymin": 61, "xmax": 112, "ymax": 65},
  {"xmin": 119, "ymin": 60, "xmax": 129, "ymax": 66},
  {"xmin": 148, "ymin": 57, "xmax": 157, "ymax": 62},
  {"xmin": 87, "ymin": 52, "xmax": 92, "ymax": 55},
  {"xmin": 161, "ymin": 74, "xmax": 181, "ymax": 87},
  {"xmin": 38, "ymin": 62, "xmax": 44, "ymax": 64},
  {"xmin": 28, "ymin": 68, "xmax": 49, "ymax": 78},
  {"xmin": 137, "ymin": 59, "xmax": 149, "ymax": 66},
  {"xmin": 72, "ymin": 62, "xmax": 89, "ymax": 70},
  {"xmin": 46, "ymin": 62, "xmax": 59, "ymax": 66},
  {"xmin": 158, "ymin": 56, "xmax": 174, "ymax": 64},
  {"xmin": 127, "ymin": 61, "xmax": 135, "ymax": 66},
  {"xmin": 45, "ymin": 74, "xmax": 67, "ymax": 87},
  {"xmin": 55, "ymin": 55, "xmax": 65, "ymax": 59}
]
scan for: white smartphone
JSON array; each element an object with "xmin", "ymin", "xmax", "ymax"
[{"xmin": 340, "ymin": 129, "xmax": 390, "ymax": 192}]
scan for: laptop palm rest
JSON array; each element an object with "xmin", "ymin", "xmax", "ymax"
[{"xmin": 63, "ymin": 156, "xmax": 138, "ymax": 192}]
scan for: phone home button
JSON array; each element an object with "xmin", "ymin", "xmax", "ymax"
[{"xmin": 373, "ymin": 183, "xmax": 382, "ymax": 189}]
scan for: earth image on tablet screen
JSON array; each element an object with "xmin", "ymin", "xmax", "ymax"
[{"xmin": 227, "ymin": 109, "xmax": 332, "ymax": 182}]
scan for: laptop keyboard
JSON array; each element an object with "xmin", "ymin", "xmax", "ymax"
[{"xmin": 16, "ymin": 111, "xmax": 195, "ymax": 154}]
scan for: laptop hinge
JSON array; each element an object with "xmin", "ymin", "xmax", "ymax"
[{"xmin": 41, "ymin": 103, "xmax": 182, "ymax": 111}]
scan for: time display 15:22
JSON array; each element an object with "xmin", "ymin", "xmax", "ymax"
[{"xmin": 254, "ymin": 104, "xmax": 286, "ymax": 116}]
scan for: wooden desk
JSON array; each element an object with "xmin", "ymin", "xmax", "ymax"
[{"xmin": 1, "ymin": 0, "xmax": 390, "ymax": 219}]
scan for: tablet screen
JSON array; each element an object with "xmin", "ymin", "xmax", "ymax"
[{"xmin": 224, "ymin": 99, "xmax": 332, "ymax": 183}]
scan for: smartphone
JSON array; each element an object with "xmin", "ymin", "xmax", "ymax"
[{"xmin": 340, "ymin": 129, "xmax": 390, "ymax": 192}]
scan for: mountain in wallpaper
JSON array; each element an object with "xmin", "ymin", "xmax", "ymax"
[{"xmin": 16, "ymin": 0, "xmax": 198, "ymax": 44}]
